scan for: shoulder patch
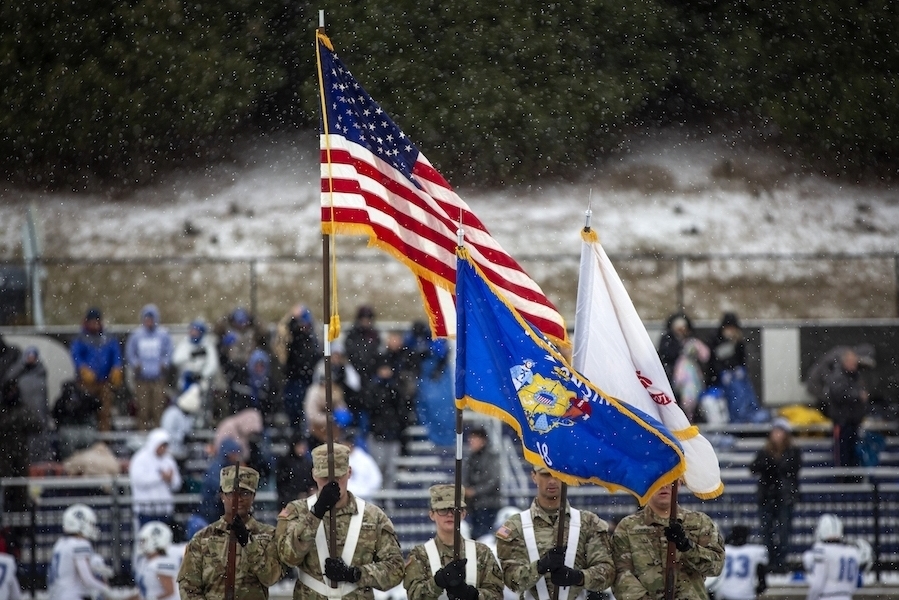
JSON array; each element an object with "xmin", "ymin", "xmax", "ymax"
[
  {"xmin": 278, "ymin": 506, "xmax": 291, "ymax": 518},
  {"xmin": 495, "ymin": 525, "xmax": 512, "ymax": 540}
]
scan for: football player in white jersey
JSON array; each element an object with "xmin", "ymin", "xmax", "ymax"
[
  {"xmin": 708, "ymin": 525, "xmax": 767, "ymax": 600},
  {"xmin": 135, "ymin": 521, "xmax": 181, "ymax": 600},
  {"xmin": 48, "ymin": 503, "xmax": 120, "ymax": 600},
  {"xmin": 0, "ymin": 550, "xmax": 22, "ymax": 600},
  {"xmin": 802, "ymin": 514, "xmax": 862, "ymax": 600}
]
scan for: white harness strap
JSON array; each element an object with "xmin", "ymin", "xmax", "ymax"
[
  {"xmin": 298, "ymin": 495, "xmax": 366, "ymax": 598},
  {"xmin": 424, "ymin": 538, "xmax": 478, "ymax": 600},
  {"xmin": 521, "ymin": 508, "xmax": 584, "ymax": 600}
]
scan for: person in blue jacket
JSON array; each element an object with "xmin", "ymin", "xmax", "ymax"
[{"xmin": 70, "ymin": 307, "xmax": 124, "ymax": 432}]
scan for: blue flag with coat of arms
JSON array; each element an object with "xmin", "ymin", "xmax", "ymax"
[{"xmin": 454, "ymin": 248, "xmax": 685, "ymax": 503}]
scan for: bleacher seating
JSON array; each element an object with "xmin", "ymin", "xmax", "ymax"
[{"xmin": 4, "ymin": 417, "xmax": 899, "ymax": 590}]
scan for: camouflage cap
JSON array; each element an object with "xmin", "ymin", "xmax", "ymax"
[
  {"xmin": 429, "ymin": 484, "xmax": 466, "ymax": 510},
  {"xmin": 220, "ymin": 465, "xmax": 260, "ymax": 493},
  {"xmin": 311, "ymin": 443, "xmax": 350, "ymax": 478}
]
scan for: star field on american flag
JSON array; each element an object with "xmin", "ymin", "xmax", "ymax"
[
  {"xmin": 317, "ymin": 31, "xmax": 569, "ymax": 347},
  {"xmin": 321, "ymin": 50, "xmax": 421, "ymax": 187}
]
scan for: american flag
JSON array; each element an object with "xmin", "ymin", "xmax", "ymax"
[{"xmin": 317, "ymin": 32, "xmax": 568, "ymax": 346}]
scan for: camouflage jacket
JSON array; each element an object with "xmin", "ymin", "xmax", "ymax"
[
  {"xmin": 275, "ymin": 491, "xmax": 405, "ymax": 600},
  {"xmin": 404, "ymin": 536, "xmax": 504, "ymax": 600},
  {"xmin": 495, "ymin": 500, "xmax": 615, "ymax": 598},
  {"xmin": 611, "ymin": 505, "xmax": 724, "ymax": 600},
  {"xmin": 178, "ymin": 514, "xmax": 285, "ymax": 600}
]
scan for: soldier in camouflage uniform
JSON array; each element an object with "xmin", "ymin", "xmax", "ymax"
[
  {"xmin": 404, "ymin": 484, "xmax": 504, "ymax": 600},
  {"xmin": 178, "ymin": 465, "xmax": 285, "ymax": 600},
  {"xmin": 496, "ymin": 466, "xmax": 615, "ymax": 600},
  {"xmin": 275, "ymin": 443, "xmax": 405, "ymax": 600},
  {"xmin": 611, "ymin": 483, "xmax": 724, "ymax": 600}
]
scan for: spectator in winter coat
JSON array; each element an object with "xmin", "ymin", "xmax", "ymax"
[
  {"xmin": 304, "ymin": 378, "xmax": 352, "ymax": 448},
  {"xmin": 70, "ymin": 307, "xmax": 124, "ymax": 432},
  {"xmin": 345, "ymin": 304, "xmax": 382, "ymax": 390},
  {"xmin": 273, "ymin": 304, "xmax": 323, "ymax": 430},
  {"xmin": 827, "ymin": 348, "xmax": 869, "ymax": 468},
  {"xmin": 215, "ymin": 307, "xmax": 266, "ymax": 416},
  {"xmin": 126, "ymin": 304, "xmax": 174, "ymax": 430},
  {"xmin": 405, "ymin": 321, "xmax": 455, "ymax": 447},
  {"xmin": 197, "ymin": 437, "xmax": 244, "ymax": 525},
  {"xmin": 160, "ymin": 384, "xmax": 202, "ymax": 462},
  {"xmin": 172, "ymin": 319, "xmax": 219, "ymax": 426},
  {"xmin": 213, "ymin": 408, "xmax": 263, "ymax": 459},
  {"xmin": 657, "ymin": 312, "xmax": 694, "ymax": 383},
  {"xmin": 749, "ymin": 418, "xmax": 800, "ymax": 573},
  {"xmin": 3, "ymin": 346, "xmax": 52, "ymax": 462},
  {"xmin": 311, "ymin": 338, "xmax": 364, "ymax": 436},
  {"xmin": 804, "ymin": 344, "xmax": 875, "ymax": 415},
  {"xmin": 0, "ymin": 379, "xmax": 42, "ymax": 511},
  {"xmin": 345, "ymin": 433, "xmax": 383, "ymax": 502},
  {"xmin": 708, "ymin": 312, "xmax": 765, "ymax": 423},
  {"xmin": 247, "ymin": 349, "xmax": 277, "ymax": 418},
  {"xmin": 366, "ymin": 351, "xmax": 412, "ymax": 488},
  {"xmin": 275, "ymin": 431, "xmax": 316, "ymax": 510},
  {"xmin": 128, "ymin": 428, "xmax": 182, "ymax": 530},
  {"xmin": 463, "ymin": 426, "xmax": 502, "ymax": 539}
]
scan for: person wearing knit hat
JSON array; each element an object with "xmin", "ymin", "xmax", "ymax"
[
  {"xmin": 403, "ymin": 484, "xmax": 504, "ymax": 600},
  {"xmin": 275, "ymin": 442, "xmax": 404, "ymax": 600},
  {"xmin": 496, "ymin": 466, "xmax": 615, "ymax": 600},
  {"xmin": 178, "ymin": 464, "xmax": 285, "ymax": 600}
]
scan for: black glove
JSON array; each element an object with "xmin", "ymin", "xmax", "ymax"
[
  {"xmin": 230, "ymin": 514, "xmax": 249, "ymax": 547},
  {"xmin": 312, "ymin": 481, "xmax": 342, "ymax": 519},
  {"xmin": 550, "ymin": 566, "xmax": 584, "ymax": 587},
  {"xmin": 536, "ymin": 547, "xmax": 565, "ymax": 574},
  {"xmin": 324, "ymin": 557, "xmax": 362, "ymax": 583},
  {"xmin": 434, "ymin": 558, "xmax": 467, "ymax": 589},
  {"xmin": 664, "ymin": 522, "xmax": 693, "ymax": 552},
  {"xmin": 446, "ymin": 583, "xmax": 479, "ymax": 600}
]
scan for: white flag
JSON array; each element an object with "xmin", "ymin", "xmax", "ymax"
[{"xmin": 572, "ymin": 229, "xmax": 723, "ymax": 498}]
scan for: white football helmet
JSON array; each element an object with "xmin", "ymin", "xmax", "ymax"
[
  {"xmin": 138, "ymin": 521, "xmax": 173, "ymax": 555},
  {"xmin": 62, "ymin": 504, "xmax": 100, "ymax": 541},
  {"xmin": 855, "ymin": 539, "xmax": 873, "ymax": 573},
  {"xmin": 814, "ymin": 513, "xmax": 844, "ymax": 542},
  {"xmin": 493, "ymin": 506, "xmax": 522, "ymax": 530}
]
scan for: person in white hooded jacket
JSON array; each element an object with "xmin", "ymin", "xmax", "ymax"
[{"xmin": 129, "ymin": 428, "xmax": 183, "ymax": 531}]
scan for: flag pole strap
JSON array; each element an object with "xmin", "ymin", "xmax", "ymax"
[
  {"xmin": 453, "ymin": 408, "xmax": 464, "ymax": 559},
  {"xmin": 663, "ymin": 481, "xmax": 680, "ymax": 600}
]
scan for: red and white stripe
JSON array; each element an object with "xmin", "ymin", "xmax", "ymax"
[{"xmin": 321, "ymin": 134, "xmax": 568, "ymax": 345}]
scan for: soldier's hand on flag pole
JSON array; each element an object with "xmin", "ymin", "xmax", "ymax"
[
  {"xmin": 664, "ymin": 522, "xmax": 693, "ymax": 552},
  {"xmin": 230, "ymin": 514, "xmax": 249, "ymax": 547},
  {"xmin": 550, "ymin": 567, "xmax": 584, "ymax": 587},
  {"xmin": 324, "ymin": 557, "xmax": 362, "ymax": 583},
  {"xmin": 446, "ymin": 583, "xmax": 479, "ymax": 600},
  {"xmin": 537, "ymin": 547, "xmax": 565, "ymax": 574},
  {"xmin": 312, "ymin": 481, "xmax": 341, "ymax": 519},
  {"xmin": 434, "ymin": 558, "xmax": 467, "ymax": 589}
]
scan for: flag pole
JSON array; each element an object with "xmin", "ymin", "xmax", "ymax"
[
  {"xmin": 663, "ymin": 480, "xmax": 680, "ymax": 600},
  {"xmin": 452, "ymin": 223, "xmax": 465, "ymax": 560},
  {"xmin": 315, "ymin": 10, "xmax": 339, "ymax": 571},
  {"xmin": 551, "ymin": 205, "xmax": 595, "ymax": 600}
]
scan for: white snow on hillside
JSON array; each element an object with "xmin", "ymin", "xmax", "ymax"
[{"xmin": 2, "ymin": 127, "xmax": 896, "ymax": 266}]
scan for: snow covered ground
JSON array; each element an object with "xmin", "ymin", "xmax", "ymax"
[{"xmin": 1, "ymin": 125, "xmax": 897, "ymax": 326}]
